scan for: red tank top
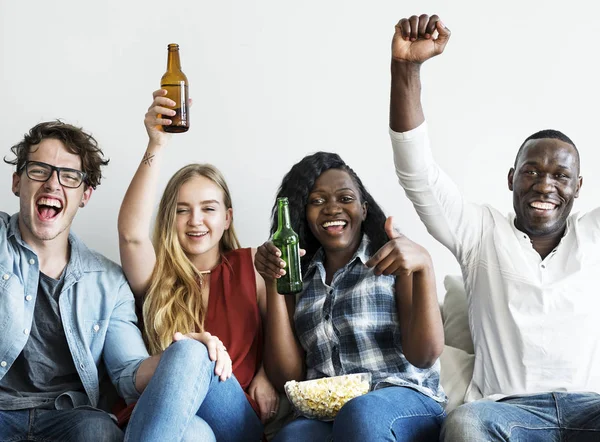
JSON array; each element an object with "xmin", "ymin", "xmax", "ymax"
[
  {"xmin": 204, "ymin": 248, "xmax": 263, "ymax": 412},
  {"xmin": 113, "ymin": 248, "xmax": 263, "ymax": 426}
]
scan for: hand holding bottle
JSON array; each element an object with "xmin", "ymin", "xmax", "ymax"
[
  {"xmin": 144, "ymin": 89, "xmax": 175, "ymax": 147},
  {"xmin": 255, "ymin": 241, "xmax": 306, "ymax": 283}
]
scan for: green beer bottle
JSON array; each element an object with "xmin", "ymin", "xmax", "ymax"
[{"xmin": 272, "ymin": 197, "xmax": 303, "ymax": 295}]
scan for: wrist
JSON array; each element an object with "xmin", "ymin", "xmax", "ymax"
[
  {"xmin": 147, "ymin": 140, "xmax": 167, "ymax": 151},
  {"xmin": 416, "ymin": 251, "xmax": 433, "ymax": 275},
  {"xmin": 391, "ymin": 60, "xmax": 422, "ymax": 90}
]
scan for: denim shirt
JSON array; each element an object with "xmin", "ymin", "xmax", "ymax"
[{"xmin": 0, "ymin": 212, "xmax": 149, "ymax": 407}]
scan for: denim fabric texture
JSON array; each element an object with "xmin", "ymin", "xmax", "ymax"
[
  {"xmin": 442, "ymin": 393, "xmax": 600, "ymax": 441},
  {"xmin": 125, "ymin": 339, "xmax": 263, "ymax": 442},
  {"xmin": 0, "ymin": 212, "xmax": 149, "ymax": 408},
  {"xmin": 274, "ymin": 386, "xmax": 445, "ymax": 442},
  {"xmin": 0, "ymin": 408, "xmax": 123, "ymax": 441}
]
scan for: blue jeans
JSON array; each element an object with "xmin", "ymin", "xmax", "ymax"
[
  {"xmin": 273, "ymin": 386, "xmax": 445, "ymax": 442},
  {"xmin": 441, "ymin": 392, "xmax": 600, "ymax": 441},
  {"xmin": 0, "ymin": 408, "xmax": 123, "ymax": 442},
  {"xmin": 125, "ymin": 339, "xmax": 263, "ymax": 442}
]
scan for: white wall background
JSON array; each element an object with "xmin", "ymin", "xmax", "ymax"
[{"xmin": 2, "ymin": 0, "xmax": 599, "ymax": 299}]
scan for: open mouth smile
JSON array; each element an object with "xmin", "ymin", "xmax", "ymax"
[
  {"xmin": 187, "ymin": 231, "xmax": 209, "ymax": 239},
  {"xmin": 321, "ymin": 220, "xmax": 348, "ymax": 234},
  {"xmin": 36, "ymin": 197, "xmax": 63, "ymax": 221},
  {"xmin": 529, "ymin": 201, "xmax": 558, "ymax": 215}
]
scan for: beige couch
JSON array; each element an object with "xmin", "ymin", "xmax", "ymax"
[{"xmin": 439, "ymin": 275, "xmax": 475, "ymax": 413}]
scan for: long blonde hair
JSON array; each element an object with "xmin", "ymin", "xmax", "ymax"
[{"xmin": 143, "ymin": 164, "xmax": 240, "ymax": 354}]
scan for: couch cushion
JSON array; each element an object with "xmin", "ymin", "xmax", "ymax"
[
  {"xmin": 439, "ymin": 345, "xmax": 474, "ymax": 413},
  {"xmin": 442, "ymin": 275, "xmax": 474, "ymax": 354}
]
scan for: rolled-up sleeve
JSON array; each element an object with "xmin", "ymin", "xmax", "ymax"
[{"xmin": 103, "ymin": 278, "xmax": 149, "ymax": 404}]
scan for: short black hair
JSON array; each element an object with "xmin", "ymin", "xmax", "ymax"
[
  {"xmin": 270, "ymin": 151, "xmax": 388, "ymax": 274},
  {"xmin": 514, "ymin": 129, "xmax": 579, "ymax": 172}
]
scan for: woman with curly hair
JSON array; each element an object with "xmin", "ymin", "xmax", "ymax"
[
  {"xmin": 117, "ymin": 89, "xmax": 278, "ymax": 441},
  {"xmin": 255, "ymin": 152, "xmax": 446, "ymax": 441}
]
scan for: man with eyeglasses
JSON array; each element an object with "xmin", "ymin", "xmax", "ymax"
[{"xmin": 0, "ymin": 121, "xmax": 232, "ymax": 441}]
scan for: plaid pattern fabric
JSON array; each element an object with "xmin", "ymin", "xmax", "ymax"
[{"xmin": 294, "ymin": 234, "xmax": 446, "ymax": 403}]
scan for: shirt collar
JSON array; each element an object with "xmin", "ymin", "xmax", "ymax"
[
  {"xmin": 305, "ymin": 233, "xmax": 371, "ymax": 275},
  {"xmin": 509, "ymin": 212, "xmax": 573, "ymax": 242},
  {"xmin": 8, "ymin": 212, "xmax": 104, "ymax": 275}
]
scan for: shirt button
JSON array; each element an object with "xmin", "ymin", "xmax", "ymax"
[
  {"xmin": 29, "ymin": 258, "xmax": 35, "ymax": 265},
  {"xmin": 93, "ymin": 324, "xmax": 100, "ymax": 332},
  {"xmin": 541, "ymin": 264, "xmax": 546, "ymax": 269},
  {"xmin": 0, "ymin": 361, "xmax": 6, "ymax": 367},
  {"xmin": 25, "ymin": 295, "xmax": 32, "ymax": 301},
  {"xmin": 2, "ymin": 274, "xmax": 9, "ymax": 280},
  {"xmin": 23, "ymin": 328, "xmax": 29, "ymax": 335},
  {"xmin": 80, "ymin": 363, "xmax": 85, "ymax": 369}
]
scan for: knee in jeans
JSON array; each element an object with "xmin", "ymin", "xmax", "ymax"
[
  {"xmin": 335, "ymin": 394, "xmax": 375, "ymax": 427},
  {"xmin": 71, "ymin": 413, "xmax": 123, "ymax": 442},
  {"xmin": 181, "ymin": 417, "xmax": 216, "ymax": 442},
  {"xmin": 165, "ymin": 338, "xmax": 211, "ymax": 365},
  {"xmin": 442, "ymin": 404, "xmax": 493, "ymax": 441}
]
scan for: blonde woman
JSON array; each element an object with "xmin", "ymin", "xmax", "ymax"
[{"xmin": 118, "ymin": 89, "xmax": 278, "ymax": 442}]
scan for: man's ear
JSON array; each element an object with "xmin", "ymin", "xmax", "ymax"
[
  {"xmin": 575, "ymin": 175, "xmax": 583, "ymax": 198},
  {"xmin": 79, "ymin": 186, "xmax": 93, "ymax": 208},
  {"xmin": 12, "ymin": 172, "xmax": 21, "ymax": 197},
  {"xmin": 507, "ymin": 168, "xmax": 515, "ymax": 191}
]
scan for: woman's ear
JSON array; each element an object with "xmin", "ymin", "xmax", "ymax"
[
  {"xmin": 362, "ymin": 201, "xmax": 368, "ymax": 221},
  {"xmin": 224, "ymin": 207, "xmax": 233, "ymax": 229}
]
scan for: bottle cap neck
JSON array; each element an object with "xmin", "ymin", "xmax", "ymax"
[
  {"xmin": 277, "ymin": 198, "xmax": 292, "ymax": 229},
  {"xmin": 167, "ymin": 45, "xmax": 182, "ymax": 71}
]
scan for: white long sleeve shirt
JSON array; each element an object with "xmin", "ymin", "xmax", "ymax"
[{"xmin": 390, "ymin": 122, "xmax": 600, "ymax": 402}]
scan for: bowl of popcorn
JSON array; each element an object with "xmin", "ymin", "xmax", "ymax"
[{"xmin": 284, "ymin": 373, "xmax": 371, "ymax": 421}]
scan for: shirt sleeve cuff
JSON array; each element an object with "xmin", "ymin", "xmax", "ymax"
[{"xmin": 389, "ymin": 121, "xmax": 428, "ymax": 141}]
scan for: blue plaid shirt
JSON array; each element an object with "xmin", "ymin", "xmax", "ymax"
[{"xmin": 294, "ymin": 234, "xmax": 446, "ymax": 403}]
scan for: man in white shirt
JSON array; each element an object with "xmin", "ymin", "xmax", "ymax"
[{"xmin": 389, "ymin": 14, "xmax": 600, "ymax": 441}]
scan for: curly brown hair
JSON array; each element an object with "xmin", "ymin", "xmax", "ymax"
[{"xmin": 4, "ymin": 120, "xmax": 109, "ymax": 189}]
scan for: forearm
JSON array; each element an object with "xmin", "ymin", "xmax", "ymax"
[
  {"xmin": 263, "ymin": 282, "xmax": 305, "ymax": 391},
  {"xmin": 134, "ymin": 354, "xmax": 161, "ymax": 393},
  {"xmin": 390, "ymin": 60, "xmax": 424, "ymax": 133},
  {"xmin": 118, "ymin": 141, "xmax": 166, "ymax": 244},
  {"xmin": 398, "ymin": 264, "xmax": 444, "ymax": 368}
]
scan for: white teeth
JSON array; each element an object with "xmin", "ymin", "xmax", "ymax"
[
  {"xmin": 37, "ymin": 198, "xmax": 62, "ymax": 208},
  {"xmin": 530, "ymin": 202, "xmax": 556, "ymax": 210},
  {"xmin": 187, "ymin": 232, "xmax": 208, "ymax": 237},
  {"xmin": 322, "ymin": 220, "xmax": 346, "ymax": 228}
]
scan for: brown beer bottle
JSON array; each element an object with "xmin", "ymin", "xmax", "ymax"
[{"xmin": 161, "ymin": 43, "xmax": 189, "ymax": 133}]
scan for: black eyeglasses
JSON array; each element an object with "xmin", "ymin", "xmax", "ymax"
[{"xmin": 20, "ymin": 161, "xmax": 88, "ymax": 189}]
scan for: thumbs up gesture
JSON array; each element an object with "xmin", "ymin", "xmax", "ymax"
[{"xmin": 365, "ymin": 216, "xmax": 432, "ymax": 276}]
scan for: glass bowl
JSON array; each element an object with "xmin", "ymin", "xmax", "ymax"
[{"xmin": 284, "ymin": 373, "xmax": 371, "ymax": 421}]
